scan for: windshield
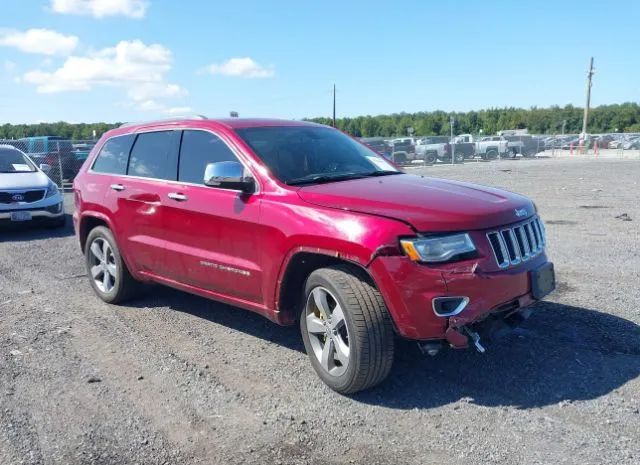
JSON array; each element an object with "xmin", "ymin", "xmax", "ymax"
[
  {"xmin": 235, "ymin": 126, "xmax": 400, "ymax": 185},
  {"xmin": 0, "ymin": 147, "xmax": 36, "ymax": 173}
]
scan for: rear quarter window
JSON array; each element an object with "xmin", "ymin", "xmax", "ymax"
[{"xmin": 92, "ymin": 134, "xmax": 135, "ymax": 175}]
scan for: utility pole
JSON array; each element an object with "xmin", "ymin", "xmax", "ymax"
[
  {"xmin": 581, "ymin": 57, "xmax": 594, "ymax": 137},
  {"xmin": 332, "ymin": 84, "xmax": 336, "ymax": 128},
  {"xmin": 450, "ymin": 115, "xmax": 455, "ymax": 165}
]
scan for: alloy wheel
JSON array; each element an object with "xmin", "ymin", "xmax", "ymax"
[
  {"xmin": 88, "ymin": 237, "xmax": 118, "ymax": 293},
  {"xmin": 305, "ymin": 286, "xmax": 350, "ymax": 377}
]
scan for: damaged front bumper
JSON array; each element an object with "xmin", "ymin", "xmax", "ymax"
[{"xmin": 369, "ymin": 252, "xmax": 555, "ymax": 346}]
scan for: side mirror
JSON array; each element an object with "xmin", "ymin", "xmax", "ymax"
[
  {"xmin": 40, "ymin": 163, "xmax": 51, "ymax": 173},
  {"xmin": 204, "ymin": 161, "xmax": 255, "ymax": 193}
]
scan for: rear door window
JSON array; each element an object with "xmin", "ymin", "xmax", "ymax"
[
  {"xmin": 128, "ymin": 131, "xmax": 179, "ymax": 180},
  {"xmin": 92, "ymin": 134, "xmax": 135, "ymax": 175},
  {"xmin": 178, "ymin": 130, "xmax": 239, "ymax": 184}
]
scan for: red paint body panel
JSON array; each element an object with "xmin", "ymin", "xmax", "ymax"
[
  {"xmin": 298, "ymin": 175, "xmax": 534, "ymax": 232},
  {"xmin": 73, "ymin": 118, "xmax": 553, "ymax": 342}
]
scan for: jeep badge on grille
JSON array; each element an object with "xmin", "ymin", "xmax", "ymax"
[{"xmin": 514, "ymin": 208, "xmax": 528, "ymax": 218}]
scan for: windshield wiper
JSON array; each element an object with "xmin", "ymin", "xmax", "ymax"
[
  {"xmin": 360, "ymin": 170, "xmax": 403, "ymax": 177},
  {"xmin": 287, "ymin": 170, "xmax": 403, "ymax": 186},
  {"xmin": 287, "ymin": 172, "xmax": 372, "ymax": 186}
]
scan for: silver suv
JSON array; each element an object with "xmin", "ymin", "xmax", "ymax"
[{"xmin": 0, "ymin": 145, "xmax": 65, "ymax": 227}]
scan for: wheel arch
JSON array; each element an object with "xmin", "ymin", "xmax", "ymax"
[
  {"xmin": 275, "ymin": 249, "xmax": 378, "ymax": 326},
  {"xmin": 78, "ymin": 212, "xmax": 113, "ymax": 252}
]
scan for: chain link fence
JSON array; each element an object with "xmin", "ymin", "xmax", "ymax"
[
  {"xmin": 3, "ymin": 132, "xmax": 639, "ymax": 187},
  {"xmin": 0, "ymin": 137, "xmax": 97, "ymax": 191},
  {"xmin": 361, "ymin": 132, "xmax": 640, "ymax": 166}
]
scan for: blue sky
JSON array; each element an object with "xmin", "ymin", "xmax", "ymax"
[{"xmin": 0, "ymin": 0, "xmax": 638, "ymax": 123}]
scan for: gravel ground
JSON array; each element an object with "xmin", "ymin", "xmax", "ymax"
[{"xmin": 1, "ymin": 157, "xmax": 639, "ymax": 465}]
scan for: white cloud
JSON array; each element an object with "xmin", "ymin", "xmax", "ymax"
[
  {"xmin": 22, "ymin": 39, "xmax": 189, "ymax": 115},
  {"xmin": 207, "ymin": 57, "xmax": 274, "ymax": 78},
  {"xmin": 127, "ymin": 82, "xmax": 187, "ymax": 101},
  {"xmin": 23, "ymin": 40, "xmax": 174, "ymax": 93},
  {"xmin": 135, "ymin": 100, "xmax": 193, "ymax": 115},
  {"xmin": 0, "ymin": 28, "xmax": 78, "ymax": 56},
  {"xmin": 50, "ymin": 0, "xmax": 149, "ymax": 18},
  {"xmin": 162, "ymin": 106, "xmax": 193, "ymax": 115},
  {"xmin": 137, "ymin": 99, "xmax": 164, "ymax": 111}
]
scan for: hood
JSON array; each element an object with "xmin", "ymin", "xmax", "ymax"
[
  {"xmin": 296, "ymin": 174, "xmax": 535, "ymax": 231},
  {"xmin": 0, "ymin": 171, "xmax": 49, "ymax": 190}
]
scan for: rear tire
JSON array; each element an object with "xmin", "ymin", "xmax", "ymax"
[
  {"xmin": 392, "ymin": 152, "xmax": 407, "ymax": 165},
  {"xmin": 424, "ymin": 152, "xmax": 437, "ymax": 164},
  {"xmin": 300, "ymin": 265, "xmax": 395, "ymax": 394},
  {"xmin": 486, "ymin": 149, "xmax": 498, "ymax": 160},
  {"xmin": 85, "ymin": 226, "xmax": 139, "ymax": 304},
  {"xmin": 454, "ymin": 152, "xmax": 464, "ymax": 163}
]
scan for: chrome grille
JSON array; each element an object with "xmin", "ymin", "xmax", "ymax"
[{"xmin": 487, "ymin": 217, "xmax": 546, "ymax": 268}]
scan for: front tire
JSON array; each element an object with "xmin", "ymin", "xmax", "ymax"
[
  {"xmin": 85, "ymin": 226, "xmax": 139, "ymax": 304},
  {"xmin": 300, "ymin": 266, "xmax": 395, "ymax": 394}
]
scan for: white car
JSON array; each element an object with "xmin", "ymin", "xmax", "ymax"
[{"xmin": 0, "ymin": 144, "xmax": 65, "ymax": 227}]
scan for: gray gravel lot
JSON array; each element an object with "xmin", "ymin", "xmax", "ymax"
[{"xmin": 1, "ymin": 157, "xmax": 639, "ymax": 465}]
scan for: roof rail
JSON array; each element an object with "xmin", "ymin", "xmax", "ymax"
[{"xmin": 119, "ymin": 115, "xmax": 208, "ymax": 128}]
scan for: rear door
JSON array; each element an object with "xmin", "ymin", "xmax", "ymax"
[
  {"xmin": 159, "ymin": 129, "xmax": 264, "ymax": 304},
  {"xmin": 106, "ymin": 130, "xmax": 180, "ymax": 274}
]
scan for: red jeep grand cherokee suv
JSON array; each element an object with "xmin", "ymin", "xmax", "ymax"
[{"xmin": 73, "ymin": 117, "xmax": 555, "ymax": 394}]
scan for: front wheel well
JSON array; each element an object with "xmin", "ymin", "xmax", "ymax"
[{"xmin": 277, "ymin": 252, "xmax": 375, "ymax": 324}]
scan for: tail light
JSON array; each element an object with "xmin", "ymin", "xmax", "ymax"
[{"xmin": 444, "ymin": 143, "xmax": 450, "ymax": 153}]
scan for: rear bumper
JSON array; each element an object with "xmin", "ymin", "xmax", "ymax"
[{"xmin": 369, "ymin": 253, "xmax": 552, "ymax": 341}]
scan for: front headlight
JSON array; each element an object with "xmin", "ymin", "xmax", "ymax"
[
  {"xmin": 400, "ymin": 233, "xmax": 476, "ymax": 263},
  {"xmin": 45, "ymin": 180, "xmax": 59, "ymax": 198}
]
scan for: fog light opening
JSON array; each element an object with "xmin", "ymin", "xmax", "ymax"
[{"xmin": 432, "ymin": 296, "xmax": 469, "ymax": 317}]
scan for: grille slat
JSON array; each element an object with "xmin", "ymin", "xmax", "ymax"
[
  {"xmin": 0, "ymin": 190, "xmax": 46, "ymax": 204},
  {"xmin": 487, "ymin": 216, "xmax": 546, "ymax": 268}
]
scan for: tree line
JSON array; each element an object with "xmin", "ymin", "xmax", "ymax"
[
  {"xmin": 0, "ymin": 122, "xmax": 120, "ymax": 140},
  {"xmin": 1, "ymin": 103, "xmax": 639, "ymax": 140},
  {"xmin": 308, "ymin": 103, "xmax": 640, "ymax": 137}
]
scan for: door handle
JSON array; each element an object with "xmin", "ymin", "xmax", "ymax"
[
  {"xmin": 110, "ymin": 184, "xmax": 125, "ymax": 191},
  {"xmin": 168, "ymin": 192, "xmax": 188, "ymax": 202}
]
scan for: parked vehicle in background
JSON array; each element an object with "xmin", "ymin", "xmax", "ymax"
[
  {"xmin": 503, "ymin": 135, "xmax": 541, "ymax": 157},
  {"xmin": 73, "ymin": 117, "xmax": 554, "ymax": 394},
  {"xmin": 559, "ymin": 136, "xmax": 593, "ymax": 151},
  {"xmin": 414, "ymin": 136, "xmax": 452, "ymax": 164},
  {"xmin": 389, "ymin": 138, "xmax": 415, "ymax": 164},
  {"xmin": 71, "ymin": 142, "xmax": 97, "ymax": 172},
  {"xmin": 18, "ymin": 136, "xmax": 77, "ymax": 183},
  {"xmin": 622, "ymin": 137, "xmax": 640, "ymax": 150},
  {"xmin": 0, "ymin": 145, "xmax": 65, "ymax": 227},
  {"xmin": 609, "ymin": 138, "xmax": 624, "ymax": 149},
  {"xmin": 594, "ymin": 134, "xmax": 615, "ymax": 148},
  {"xmin": 454, "ymin": 134, "xmax": 508, "ymax": 160},
  {"xmin": 359, "ymin": 137, "xmax": 390, "ymax": 159}
]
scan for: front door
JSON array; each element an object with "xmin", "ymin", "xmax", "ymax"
[{"xmin": 160, "ymin": 129, "xmax": 264, "ymax": 305}]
